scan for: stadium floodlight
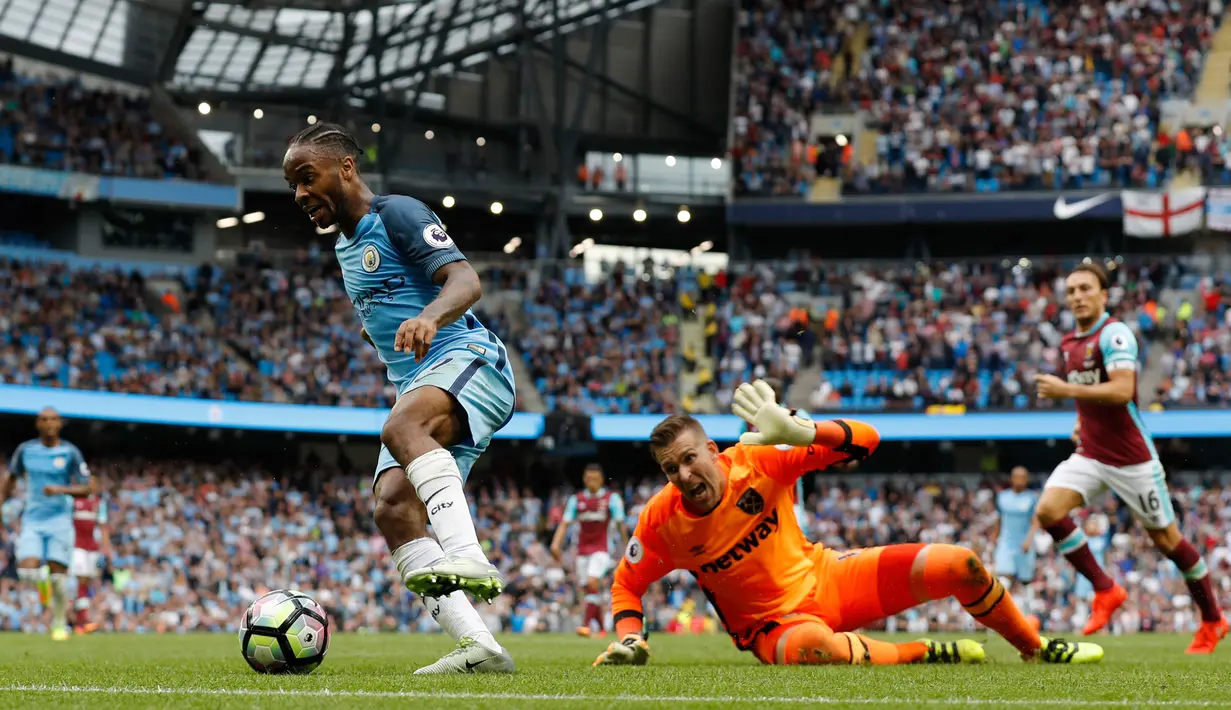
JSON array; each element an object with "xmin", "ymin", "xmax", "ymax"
[
  {"xmin": 307, "ymin": 115, "xmax": 318, "ymax": 125},
  {"xmin": 442, "ymin": 195, "xmax": 455, "ymax": 208},
  {"xmin": 665, "ymin": 155, "xmax": 676, "ymax": 167},
  {"xmin": 216, "ymin": 217, "xmax": 239, "ymax": 229},
  {"xmin": 425, "ymin": 130, "xmax": 435, "ymax": 140},
  {"xmin": 589, "ymin": 209, "xmax": 603, "ymax": 222},
  {"xmin": 242, "ymin": 211, "xmax": 266, "ymax": 224},
  {"xmin": 677, "ymin": 207, "xmax": 691, "ymax": 223},
  {"xmin": 503, "ymin": 237, "xmax": 522, "ymax": 254},
  {"xmin": 252, "ymin": 108, "xmax": 264, "ymax": 119},
  {"xmin": 197, "ymin": 102, "xmax": 211, "ymax": 115},
  {"xmin": 371, "ymin": 123, "xmax": 381, "ymax": 133},
  {"xmin": 613, "ymin": 153, "xmax": 623, "ymax": 162},
  {"xmin": 476, "ymin": 137, "xmax": 486, "ymax": 147},
  {"xmin": 490, "ymin": 201, "xmax": 504, "ymax": 215},
  {"xmin": 711, "ymin": 158, "xmax": 723, "ymax": 169},
  {"xmin": 633, "ymin": 208, "xmax": 647, "ymax": 222}
]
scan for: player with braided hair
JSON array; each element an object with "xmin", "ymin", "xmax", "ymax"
[{"xmin": 283, "ymin": 123, "xmax": 516, "ymax": 674}]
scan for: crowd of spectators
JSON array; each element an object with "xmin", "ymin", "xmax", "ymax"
[
  {"xmin": 0, "ymin": 58, "xmax": 205, "ymax": 181},
  {"xmin": 731, "ymin": 0, "xmax": 1226, "ymax": 197},
  {"xmin": 3, "ymin": 246, "xmax": 1225, "ymax": 414},
  {"xmin": 521, "ymin": 263, "xmax": 682, "ymax": 415},
  {"xmin": 1, "ymin": 460, "xmax": 1228, "ymax": 640},
  {"xmin": 1156, "ymin": 275, "xmax": 1231, "ymax": 406},
  {"xmin": 802, "ymin": 256, "xmax": 1189, "ymax": 411}
]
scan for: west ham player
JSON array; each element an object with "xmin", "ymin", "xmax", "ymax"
[
  {"xmin": 71, "ymin": 493, "xmax": 111, "ymax": 634},
  {"xmin": 1033, "ymin": 263, "xmax": 1228, "ymax": 653},
  {"xmin": 595, "ymin": 382, "xmax": 1102, "ymax": 666},
  {"xmin": 0, "ymin": 408, "xmax": 95, "ymax": 640},
  {"xmin": 550, "ymin": 464, "xmax": 627, "ymax": 636},
  {"xmin": 283, "ymin": 123, "xmax": 515, "ymax": 673}
]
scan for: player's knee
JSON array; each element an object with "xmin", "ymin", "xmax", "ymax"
[
  {"xmin": 1146, "ymin": 524, "xmax": 1183, "ymax": 553},
  {"xmin": 1033, "ymin": 501, "xmax": 1066, "ymax": 527},
  {"xmin": 931, "ymin": 544, "xmax": 991, "ymax": 592},
  {"xmin": 373, "ymin": 469, "xmax": 427, "ymax": 539}
]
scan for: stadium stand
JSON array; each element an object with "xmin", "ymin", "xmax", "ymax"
[
  {"xmin": 4, "ymin": 246, "xmax": 1216, "ymax": 413},
  {"xmin": 732, "ymin": 0, "xmax": 1226, "ymax": 196},
  {"xmin": 0, "ymin": 57, "xmax": 204, "ymax": 180},
  {"xmin": 1, "ymin": 465, "xmax": 1226, "ymax": 636}
]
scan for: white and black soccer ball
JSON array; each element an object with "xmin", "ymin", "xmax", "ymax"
[{"xmin": 239, "ymin": 589, "xmax": 330, "ymax": 674}]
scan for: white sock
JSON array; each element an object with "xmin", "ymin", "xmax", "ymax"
[
  {"xmin": 392, "ymin": 538, "xmax": 498, "ymax": 648},
  {"xmin": 405, "ymin": 449, "xmax": 487, "ymax": 563},
  {"xmin": 49, "ymin": 574, "xmax": 68, "ymax": 632}
]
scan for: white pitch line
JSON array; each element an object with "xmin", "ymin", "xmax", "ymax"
[{"xmin": 2, "ymin": 685, "xmax": 1229, "ymax": 707}]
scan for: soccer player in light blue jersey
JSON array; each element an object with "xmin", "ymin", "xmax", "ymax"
[
  {"xmin": 283, "ymin": 123, "xmax": 515, "ymax": 674},
  {"xmin": 0, "ymin": 408, "xmax": 95, "ymax": 640},
  {"xmin": 992, "ymin": 466, "xmax": 1040, "ymax": 599}
]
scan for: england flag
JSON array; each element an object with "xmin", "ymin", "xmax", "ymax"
[{"xmin": 1121, "ymin": 188, "xmax": 1206, "ymax": 237}]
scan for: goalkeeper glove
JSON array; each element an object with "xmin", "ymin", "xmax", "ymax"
[
  {"xmin": 592, "ymin": 634, "xmax": 651, "ymax": 667},
  {"xmin": 732, "ymin": 379, "xmax": 815, "ymax": 447}
]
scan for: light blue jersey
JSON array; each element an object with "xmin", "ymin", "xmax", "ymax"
[
  {"xmin": 339, "ymin": 194, "xmax": 516, "ymax": 482},
  {"xmin": 994, "ymin": 488, "xmax": 1038, "ymax": 583},
  {"xmin": 8, "ymin": 438, "xmax": 90, "ymax": 566}
]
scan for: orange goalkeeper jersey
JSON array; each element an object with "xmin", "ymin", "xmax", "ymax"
[{"xmin": 611, "ymin": 425, "xmax": 879, "ymax": 650}]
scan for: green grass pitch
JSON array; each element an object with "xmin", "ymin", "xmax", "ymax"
[{"xmin": 0, "ymin": 632, "xmax": 1227, "ymax": 709}]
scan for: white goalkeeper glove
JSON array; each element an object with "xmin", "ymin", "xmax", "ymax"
[
  {"xmin": 732, "ymin": 379, "xmax": 816, "ymax": 447},
  {"xmin": 592, "ymin": 634, "xmax": 651, "ymax": 667}
]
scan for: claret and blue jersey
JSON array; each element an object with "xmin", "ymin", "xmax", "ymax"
[{"xmin": 337, "ymin": 194, "xmax": 516, "ymax": 481}]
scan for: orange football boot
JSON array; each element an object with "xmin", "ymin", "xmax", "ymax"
[
  {"xmin": 1186, "ymin": 617, "xmax": 1229, "ymax": 654},
  {"xmin": 1082, "ymin": 583, "xmax": 1127, "ymax": 635}
]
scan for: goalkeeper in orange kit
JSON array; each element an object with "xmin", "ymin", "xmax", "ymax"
[{"xmin": 594, "ymin": 381, "xmax": 1104, "ymax": 667}]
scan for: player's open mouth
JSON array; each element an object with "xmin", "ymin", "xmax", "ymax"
[
  {"xmin": 689, "ymin": 482, "xmax": 707, "ymax": 499},
  {"xmin": 305, "ymin": 205, "xmax": 323, "ymax": 220}
]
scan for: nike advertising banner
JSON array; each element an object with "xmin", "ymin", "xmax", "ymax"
[
  {"xmin": 1121, "ymin": 188, "xmax": 1206, "ymax": 237},
  {"xmin": 729, "ymin": 191, "xmax": 1124, "ymax": 226},
  {"xmin": 1206, "ymin": 188, "xmax": 1231, "ymax": 232}
]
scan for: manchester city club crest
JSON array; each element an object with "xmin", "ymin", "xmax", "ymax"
[
  {"xmin": 736, "ymin": 488, "xmax": 765, "ymax": 515},
  {"xmin": 361, "ymin": 244, "xmax": 380, "ymax": 272}
]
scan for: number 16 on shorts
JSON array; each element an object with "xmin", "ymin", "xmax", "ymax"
[{"xmin": 1047, "ymin": 454, "xmax": 1176, "ymax": 530}]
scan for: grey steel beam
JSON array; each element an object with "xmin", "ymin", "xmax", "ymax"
[
  {"xmin": 156, "ymin": 0, "xmax": 197, "ymax": 82},
  {"xmin": 536, "ymin": 42, "xmax": 718, "ymax": 140},
  {"xmin": 348, "ymin": 0, "xmax": 645, "ymax": 93},
  {"xmin": 190, "ymin": 15, "xmax": 338, "ymax": 55}
]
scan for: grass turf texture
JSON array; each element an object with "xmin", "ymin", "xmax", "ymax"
[{"xmin": 0, "ymin": 632, "xmax": 1226, "ymax": 709}]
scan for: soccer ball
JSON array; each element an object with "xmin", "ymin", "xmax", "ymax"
[{"xmin": 239, "ymin": 589, "xmax": 330, "ymax": 674}]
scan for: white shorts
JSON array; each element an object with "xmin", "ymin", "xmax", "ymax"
[
  {"xmin": 71, "ymin": 548, "xmax": 101, "ymax": 578},
  {"xmin": 576, "ymin": 551, "xmax": 613, "ymax": 581},
  {"xmin": 1045, "ymin": 453, "xmax": 1176, "ymax": 530}
]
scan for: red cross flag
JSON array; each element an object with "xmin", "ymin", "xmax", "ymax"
[{"xmin": 1122, "ymin": 188, "xmax": 1206, "ymax": 237}]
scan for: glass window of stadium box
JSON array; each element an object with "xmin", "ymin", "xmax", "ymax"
[{"xmin": 584, "ymin": 152, "xmax": 726, "ymax": 198}]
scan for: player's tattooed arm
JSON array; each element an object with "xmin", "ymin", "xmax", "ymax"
[
  {"xmin": 394, "ymin": 261, "xmax": 482, "ymax": 359},
  {"xmin": 1034, "ymin": 370, "xmax": 1134, "ymax": 406}
]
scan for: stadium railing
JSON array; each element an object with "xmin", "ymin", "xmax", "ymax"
[{"xmin": 0, "ymin": 164, "xmax": 241, "ymax": 212}]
